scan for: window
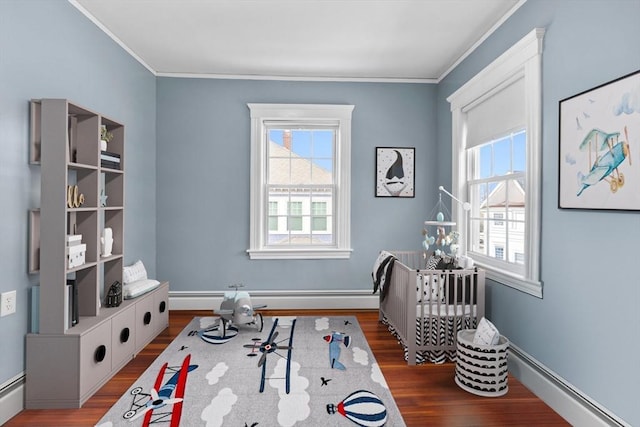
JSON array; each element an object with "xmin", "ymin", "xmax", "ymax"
[
  {"xmin": 492, "ymin": 213, "xmax": 505, "ymax": 227},
  {"xmin": 248, "ymin": 104, "xmax": 354, "ymax": 259},
  {"xmin": 447, "ymin": 28, "xmax": 544, "ymax": 297},
  {"xmin": 469, "ymin": 131, "xmax": 525, "ymax": 265},
  {"xmin": 268, "ymin": 201, "xmax": 278, "ymax": 231},
  {"xmin": 287, "ymin": 201, "xmax": 303, "ymax": 232},
  {"xmin": 311, "ymin": 201, "xmax": 328, "ymax": 231}
]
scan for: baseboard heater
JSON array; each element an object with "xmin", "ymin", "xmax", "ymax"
[
  {"xmin": 0, "ymin": 373, "xmax": 25, "ymax": 425},
  {"xmin": 509, "ymin": 345, "xmax": 629, "ymax": 427}
]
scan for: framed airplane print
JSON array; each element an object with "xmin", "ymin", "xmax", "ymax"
[{"xmin": 558, "ymin": 69, "xmax": 639, "ymax": 210}]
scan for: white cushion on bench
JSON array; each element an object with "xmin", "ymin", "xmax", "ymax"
[{"xmin": 123, "ymin": 279, "xmax": 160, "ymax": 299}]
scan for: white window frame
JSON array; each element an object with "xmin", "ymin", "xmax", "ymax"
[
  {"xmin": 247, "ymin": 103, "xmax": 354, "ymax": 260},
  {"xmin": 447, "ymin": 28, "xmax": 544, "ymax": 297}
]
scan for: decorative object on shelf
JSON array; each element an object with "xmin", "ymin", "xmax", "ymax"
[
  {"xmin": 375, "ymin": 147, "xmax": 415, "ymax": 198},
  {"xmin": 101, "ymin": 227, "xmax": 113, "ymax": 257},
  {"xmin": 105, "ymin": 281, "xmax": 122, "ymax": 308},
  {"xmin": 66, "ymin": 185, "xmax": 85, "ymax": 208},
  {"xmin": 559, "ymin": 69, "xmax": 638, "ymax": 211},
  {"xmin": 100, "ymin": 189, "xmax": 108, "ymax": 207},
  {"xmin": 100, "ymin": 125, "xmax": 113, "ymax": 151}
]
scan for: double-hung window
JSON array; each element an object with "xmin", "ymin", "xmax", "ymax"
[
  {"xmin": 447, "ymin": 28, "xmax": 544, "ymax": 297},
  {"xmin": 248, "ymin": 104, "xmax": 354, "ymax": 259}
]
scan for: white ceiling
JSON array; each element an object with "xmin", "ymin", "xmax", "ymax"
[{"xmin": 72, "ymin": 0, "xmax": 523, "ymax": 82}]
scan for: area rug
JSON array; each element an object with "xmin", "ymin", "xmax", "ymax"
[{"xmin": 96, "ymin": 315, "xmax": 406, "ymax": 427}]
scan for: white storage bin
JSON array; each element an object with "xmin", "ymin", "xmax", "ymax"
[
  {"xmin": 67, "ymin": 243, "xmax": 86, "ymax": 268},
  {"xmin": 455, "ymin": 329, "xmax": 509, "ymax": 397}
]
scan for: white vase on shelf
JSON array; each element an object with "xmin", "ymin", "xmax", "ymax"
[
  {"xmin": 101, "ymin": 228, "xmax": 113, "ymax": 257},
  {"xmin": 100, "ymin": 140, "xmax": 107, "ymax": 151}
]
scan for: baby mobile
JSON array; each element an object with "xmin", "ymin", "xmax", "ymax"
[{"xmin": 422, "ymin": 190, "xmax": 460, "ymax": 257}]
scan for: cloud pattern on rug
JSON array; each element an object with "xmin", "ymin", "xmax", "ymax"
[
  {"xmin": 352, "ymin": 346, "xmax": 369, "ymax": 365},
  {"xmin": 315, "ymin": 317, "xmax": 330, "ymax": 330},
  {"xmin": 270, "ymin": 358, "xmax": 311, "ymax": 426},
  {"xmin": 371, "ymin": 363, "xmax": 389, "ymax": 389},
  {"xmin": 275, "ymin": 316, "xmax": 297, "ymax": 327},
  {"xmin": 206, "ymin": 362, "xmax": 228, "ymax": 385},
  {"xmin": 200, "ymin": 387, "xmax": 238, "ymax": 426}
]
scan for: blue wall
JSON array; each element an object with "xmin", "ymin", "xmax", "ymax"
[
  {"xmin": 156, "ymin": 78, "xmax": 436, "ymax": 291},
  {"xmin": 0, "ymin": 0, "xmax": 157, "ymax": 387},
  {"xmin": 437, "ymin": 0, "xmax": 640, "ymax": 425}
]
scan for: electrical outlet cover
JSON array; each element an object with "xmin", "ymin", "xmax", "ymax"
[{"xmin": 1, "ymin": 290, "xmax": 16, "ymax": 316}]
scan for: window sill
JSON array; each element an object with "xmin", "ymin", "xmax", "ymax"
[
  {"xmin": 473, "ymin": 260, "xmax": 543, "ymax": 298},
  {"xmin": 247, "ymin": 248, "xmax": 353, "ymax": 260}
]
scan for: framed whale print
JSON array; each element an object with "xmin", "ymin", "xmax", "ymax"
[
  {"xmin": 375, "ymin": 147, "xmax": 415, "ymax": 198},
  {"xmin": 558, "ymin": 70, "xmax": 639, "ymax": 210}
]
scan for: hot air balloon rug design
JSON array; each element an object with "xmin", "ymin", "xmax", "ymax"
[
  {"xmin": 375, "ymin": 147, "xmax": 415, "ymax": 198},
  {"xmin": 327, "ymin": 390, "xmax": 388, "ymax": 427}
]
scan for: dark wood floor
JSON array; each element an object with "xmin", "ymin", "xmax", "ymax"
[{"xmin": 6, "ymin": 309, "xmax": 569, "ymax": 426}]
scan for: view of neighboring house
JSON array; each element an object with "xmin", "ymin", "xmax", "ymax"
[
  {"xmin": 472, "ymin": 178, "xmax": 526, "ymax": 264},
  {"xmin": 267, "ymin": 130, "xmax": 334, "ymax": 245}
]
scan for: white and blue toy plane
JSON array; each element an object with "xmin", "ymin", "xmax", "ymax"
[{"xmin": 216, "ymin": 284, "xmax": 265, "ymax": 336}]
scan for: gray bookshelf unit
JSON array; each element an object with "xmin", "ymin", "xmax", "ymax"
[{"xmin": 26, "ymin": 99, "xmax": 169, "ymax": 409}]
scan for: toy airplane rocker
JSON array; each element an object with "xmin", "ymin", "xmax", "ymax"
[
  {"xmin": 199, "ymin": 284, "xmax": 266, "ymax": 344},
  {"xmin": 219, "ymin": 283, "xmax": 266, "ymax": 333}
]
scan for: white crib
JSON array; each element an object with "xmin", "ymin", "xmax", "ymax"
[{"xmin": 379, "ymin": 251, "xmax": 485, "ymax": 365}]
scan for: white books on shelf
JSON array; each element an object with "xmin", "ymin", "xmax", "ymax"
[{"xmin": 66, "ymin": 234, "xmax": 82, "ymax": 245}]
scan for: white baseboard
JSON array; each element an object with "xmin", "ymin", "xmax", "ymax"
[
  {"xmin": 168, "ymin": 289, "xmax": 380, "ymax": 310},
  {"xmin": 509, "ymin": 345, "xmax": 629, "ymax": 427},
  {"xmin": 0, "ymin": 373, "xmax": 24, "ymax": 425}
]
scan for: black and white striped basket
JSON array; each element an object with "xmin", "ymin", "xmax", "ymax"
[{"xmin": 455, "ymin": 329, "xmax": 509, "ymax": 397}]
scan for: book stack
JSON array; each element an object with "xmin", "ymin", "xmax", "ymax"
[
  {"xmin": 101, "ymin": 150, "xmax": 121, "ymax": 170},
  {"xmin": 66, "ymin": 234, "xmax": 86, "ymax": 269}
]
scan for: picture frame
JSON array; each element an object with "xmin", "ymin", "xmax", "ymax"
[
  {"xmin": 558, "ymin": 70, "xmax": 639, "ymax": 210},
  {"xmin": 375, "ymin": 147, "xmax": 415, "ymax": 198}
]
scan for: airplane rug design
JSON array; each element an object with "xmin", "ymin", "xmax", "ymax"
[{"xmin": 95, "ymin": 316, "xmax": 405, "ymax": 427}]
